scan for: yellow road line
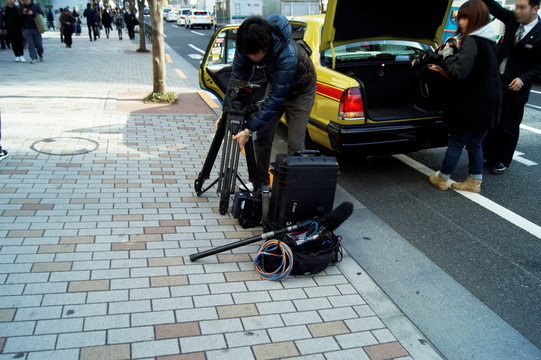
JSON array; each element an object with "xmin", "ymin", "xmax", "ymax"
[
  {"xmin": 174, "ymin": 68, "xmax": 187, "ymax": 79},
  {"xmin": 197, "ymin": 90, "xmax": 220, "ymax": 109},
  {"xmin": 165, "ymin": 54, "xmax": 173, "ymax": 63}
]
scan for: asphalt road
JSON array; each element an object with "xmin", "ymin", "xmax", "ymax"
[
  {"xmin": 528, "ymin": 83, "xmax": 541, "ymax": 109},
  {"xmin": 161, "ymin": 18, "xmax": 214, "ymax": 69},
  {"xmin": 162, "ymin": 26, "xmax": 541, "ymax": 352}
]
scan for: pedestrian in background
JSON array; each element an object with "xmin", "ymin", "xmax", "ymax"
[
  {"xmin": 123, "ymin": 7, "xmax": 137, "ymax": 40},
  {"xmin": 72, "ymin": 6, "xmax": 81, "ymax": 36},
  {"xmin": 482, "ymin": 0, "xmax": 541, "ymax": 175},
  {"xmin": 0, "ymin": 8, "xmax": 9, "ymax": 50},
  {"xmin": 83, "ymin": 3, "xmax": 97, "ymax": 41},
  {"xmin": 429, "ymin": 0, "xmax": 501, "ymax": 193},
  {"xmin": 0, "ymin": 111, "xmax": 7, "ymax": 162},
  {"xmin": 114, "ymin": 8, "xmax": 124, "ymax": 40},
  {"xmin": 4, "ymin": 0, "xmax": 25, "ymax": 61},
  {"xmin": 60, "ymin": 7, "xmax": 75, "ymax": 48},
  {"xmin": 20, "ymin": 0, "xmax": 44, "ymax": 63},
  {"xmin": 46, "ymin": 8, "xmax": 55, "ymax": 29},
  {"xmin": 57, "ymin": 7, "xmax": 63, "ymax": 42},
  {"xmin": 102, "ymin": 7, "xmax": 112, "ymax": 39}
]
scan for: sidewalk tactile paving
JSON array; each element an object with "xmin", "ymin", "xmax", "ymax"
[{"xmin": 0, "ymin": 29, "xmax": 441, "ymax": 360}]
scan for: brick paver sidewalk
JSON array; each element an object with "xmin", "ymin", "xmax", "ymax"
[{"xmin": 0, "ymin": 30, "xmax": 443, "ymax": 359}]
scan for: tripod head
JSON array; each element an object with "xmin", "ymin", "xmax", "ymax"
[{"xmin": 228, "ymin": 79, "xmax": 261, "ymax": 112}]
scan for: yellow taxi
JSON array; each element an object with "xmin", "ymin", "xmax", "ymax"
[{"xmin": 199, "ymin": 0, "xmax": 454, "ymax": 154}]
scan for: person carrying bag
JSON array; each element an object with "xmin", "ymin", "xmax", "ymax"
[{"xmin": 428, "ymin": 0, "xmax": 502, "ymax": 194}]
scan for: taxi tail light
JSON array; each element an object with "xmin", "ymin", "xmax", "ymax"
[{"xmin": 339, "ymin": 87, "xmax": 364, "ymax": 119}]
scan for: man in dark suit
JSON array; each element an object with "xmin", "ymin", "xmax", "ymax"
[{"xmin": 482, "ymin": 0, "xmax": 541, "ymax": 175}]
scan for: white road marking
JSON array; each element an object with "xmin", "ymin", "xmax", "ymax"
[
  {"xmin": 172, "ymin": 24, "xmax": 179, "ymax": 28},
  {"xmin": 190, "ymin": 30, "xmax": 205, "ymax": 36},
  {"xmin": 188, "ymin": 44, "xmax": 205, "ymax": 54},
  {"xmin": 530, "ymin": 89, "xmax": 541, "ymax": 95},
  {"xmin": 526, "ymin": 103, "xmax": 541, "ymax": 110},
  {"xmin": 189, "ymin": 54, "xmax": 203, "ymax": 59},
  {"xmin": 393, "ymin": 154, "xmax": 541, "ymax": 240},
  {"xmin": 520, "ymin": 124, "xmax": 541, "ymax": 135},
  {"xmin": 513, "ymin": 151, "xmax": 538, "ymax": 166}
]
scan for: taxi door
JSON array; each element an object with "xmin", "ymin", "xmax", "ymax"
[{"xmin": 199, "ymin": 26, "xmax": 267, "ymax": 105}]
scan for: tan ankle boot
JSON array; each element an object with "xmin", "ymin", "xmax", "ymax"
[
  {"xmin": 451, "ymin": 177, "xmax": 482, "ymax": 193},
  {"xmin": 429, "ymin": 171, "xmax": 449, "ymax": 190}
]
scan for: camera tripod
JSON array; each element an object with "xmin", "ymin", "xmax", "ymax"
[{"xmin": 194, "ymin": 80, "xmax": 261, "ymax": 215}]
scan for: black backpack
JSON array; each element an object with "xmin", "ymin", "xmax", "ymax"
[{"xmin": 410, "ymin": 50, "xmax": 451, "ymax": 111}]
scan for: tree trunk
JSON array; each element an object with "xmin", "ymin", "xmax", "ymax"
[
  {"xmin": 148, "ymin": 0, "xmax": 165, "ymax": 94},
  {"xmin": 137, "ymin": 0, "xmax": 147, "ymax": 51}
]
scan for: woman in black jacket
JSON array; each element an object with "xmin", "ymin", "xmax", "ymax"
[
  {"xmin": 101, "ymin": 8, "xmax": 112, "ymax": 39},
  {"xmin": 429, "ymin": 0, "xmax": 502, "ymax": 193},
  {"xmin": 4, "ymin": 0, "xmax": 24, "ymax": 62}
]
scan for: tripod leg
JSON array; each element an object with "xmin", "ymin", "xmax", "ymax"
[
  {"xmin": 218, "ymin": 120, "xmax": 235, "ymax": 214},
  {"xmin": 195, "ymin": 114, "xmax": 227, "ymax": 196},
  {"xmin": 229, "ymin": 142, "xmax": 241, "ymax": 194},
  {"xmin": 218, "ymin": 119, "xmax": 234, "ymax": 194},
  {"xmin": 244, "ymin": 138, "xmax": 260, "ymax": 190}
]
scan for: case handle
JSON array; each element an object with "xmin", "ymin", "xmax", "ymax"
[{"xmin": 294, "ymin": 150, "xmax": 321, "ymax": 157}]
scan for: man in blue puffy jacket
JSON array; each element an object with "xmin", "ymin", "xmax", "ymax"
[{"xmin": 226, "ymin": 15, "xmax": 317, "ymax": 185}]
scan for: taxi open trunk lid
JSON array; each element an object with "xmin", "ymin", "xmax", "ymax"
[{"xmin": 320, "ymin": 0, "xmax": 454, "ymax": 52}]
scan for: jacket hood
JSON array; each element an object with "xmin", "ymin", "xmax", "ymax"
[
  {"xmin": 470, "ymin": 23, "xmax": 497, "ymax": 43},
  {"xmin": 267, "ymin": 14, "xmax": 291, "ymax": 56}
]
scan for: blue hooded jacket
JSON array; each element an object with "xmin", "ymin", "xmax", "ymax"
[{"xmin": 224, "ymin": 14, "xmax": 314, "ymax": 132}]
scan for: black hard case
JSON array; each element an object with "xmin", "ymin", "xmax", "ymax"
[{"xmin": 263, "ymin": 151, "xmax": 339, "ymax": 231}]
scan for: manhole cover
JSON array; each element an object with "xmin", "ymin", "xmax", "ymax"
[{"xmin": 30, "ymin": 137, "xmax": 99, "ymax": 156}]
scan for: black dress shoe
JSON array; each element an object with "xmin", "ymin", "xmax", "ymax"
[{"xmin": 490, "ymin": 163, "xmax": 509, "ymax": 175}]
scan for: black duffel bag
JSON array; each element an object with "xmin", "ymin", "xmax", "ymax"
[{"xmin": 261, "ymin": 231, "xmax": 342, "ymax": 277}]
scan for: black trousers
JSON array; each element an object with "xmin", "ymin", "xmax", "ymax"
[
  {"xmin": 483, "ymin": 87, "xmax": 529, "ymax": 167},
  {"xmin": 6, "ymin": 31, "xmax": 23, "ymax": 56},
  {"xmin": 127, "ymin": 25, "xmax": 135, "ymax": 39},
  {"xmin": 0, "ymin": 34, "xmax": 9, "ymax": 49},
  {"xmin": 87, "ymin": 23, "xmax": 96, "ymax": 40},
  {"xmin": 63, "ymin": 29, "xmax": 73, "ymax": 47},
  {"xmin": 253, "ymin": 82, "xmax": 317, "ymax": 185}
]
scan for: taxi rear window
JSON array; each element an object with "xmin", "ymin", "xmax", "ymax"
[
  {"xmin": 194, "ymin": 11, "xmax": 208, "ymax": 16},
  {"xmin": 321, "ymin": 40, "xmax": 431, "ymax": 65},
  {"xmin": 290, "ymin": 22, "xmax": 306, "ymax": 41}
]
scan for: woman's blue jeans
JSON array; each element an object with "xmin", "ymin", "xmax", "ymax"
[{"xmin": 440, "ymin": 131, "xmax": 488, "ymax": 181}]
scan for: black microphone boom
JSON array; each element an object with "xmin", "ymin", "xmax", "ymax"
[
  {"xmin": 189, "ymin": 220, "xmax": 312, "ymax": 262},
  {"xmin": 189, "ymin": 202, "xmax": 354, "ymax": 262},
  {"xmin": 320, "ymin": 202, "xmax": 354, "ymax": 231}
]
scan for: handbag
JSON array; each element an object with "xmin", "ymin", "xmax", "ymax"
[{"xmin": 34, "ymin": 14, "xmax": 46, "ymax": 34}]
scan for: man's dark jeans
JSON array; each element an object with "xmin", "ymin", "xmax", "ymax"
[{"xmin": 24, "ymin": 28, "xmax": 43, "ymax": 60}]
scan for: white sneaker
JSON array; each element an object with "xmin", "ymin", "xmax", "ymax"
[
  {"xmin": 15, "ymin": 56, "xmax": 20, "ymax": 62},
  {"xmin": 20, "ymin": 57, "xmax": 26, "ymax": 63}
]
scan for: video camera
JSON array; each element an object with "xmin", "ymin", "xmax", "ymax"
[{"xmin": 227, "ymin": 79, "xmax": 261, "ymax": 112}]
